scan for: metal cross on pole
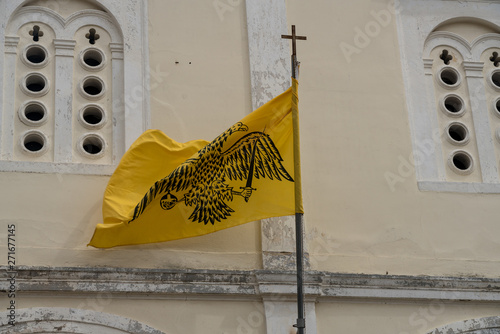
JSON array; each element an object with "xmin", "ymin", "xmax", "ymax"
[
  {"xmin": 282, "ymin": 25, "xmax": 307, "ymax": 334},
  {"xmin": 282, "ymin": 25, "xmax": 307, "ymax": 79}
]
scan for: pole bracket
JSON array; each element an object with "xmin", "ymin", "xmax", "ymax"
[{"xmin": 293, "ymin": 318, "xmax": 306, "ymax": 329}]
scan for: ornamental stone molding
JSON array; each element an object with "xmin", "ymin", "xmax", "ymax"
[{"xmin": 2, "ymin": 266, "xmax": 500, "ymax": 302}]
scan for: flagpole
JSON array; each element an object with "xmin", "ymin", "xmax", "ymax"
[
  {"xmin": 292, "ymin": 54, "xmax": 305, "ymax": 334},
  {"xmin": 282, "ymin": 25, "xmax": 307, "ymax": 334}
]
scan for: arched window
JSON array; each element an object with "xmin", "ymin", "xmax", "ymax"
[
  {"xmin": 396, "ymin": 1, "xmax": 500, "ymax": 193},
  {"xmin": 0, "ymin": 307, "xmax": 165, "ymax": 333},
  {"xmin": 427, "ymin": 316, "xmax": 500, "ymax": 334},
  {"xmin": 423, "ymin": 27, "xmax": 500, "ymax": 183},
  {"xmin": 0, "ymin": 0, "xmax": 150, "ymax": 175}
]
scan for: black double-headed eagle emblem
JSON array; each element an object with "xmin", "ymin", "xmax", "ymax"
[{"xmin": 129, "ymin": 122, "xmax": 293, "ymax": 225}]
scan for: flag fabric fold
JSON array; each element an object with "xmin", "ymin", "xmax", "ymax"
[{"xmin": 88, "ymin": 79, "xmax": 302, "ymax": 248}]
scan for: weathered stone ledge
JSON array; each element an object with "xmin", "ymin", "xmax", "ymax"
[{"xmin": 2, "ymin": 266, "xmax": 500, "ymax": 302}]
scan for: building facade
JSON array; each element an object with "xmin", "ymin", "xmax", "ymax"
[{"xmin": 1, "ymin": 0, "xmax": 500, "ymax": 333}]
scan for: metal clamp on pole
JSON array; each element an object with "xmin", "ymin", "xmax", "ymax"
[{"xmin": 294, "ymin": 318, "xmax": 306, "ymax": 329}]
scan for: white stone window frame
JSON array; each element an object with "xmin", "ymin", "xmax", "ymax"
[
  {"xmin": 0, "ymin": 0, "xmax": 150, "ymax": 175},
  {"xmin": 396, "ymin": 0, "xmax": 500, "ymax": 193}
]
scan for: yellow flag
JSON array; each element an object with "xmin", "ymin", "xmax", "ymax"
[{"xmin": 88, "ymin": 79, "xmax": 302, "ymax": 248}]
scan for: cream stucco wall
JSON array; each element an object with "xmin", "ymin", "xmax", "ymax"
[
  {"xmin": 0, "ymin": 0, "xmax": 261, "ymax": 271},
  {"xmin": 1, "ymin": 0, "xmax": 499, "ymax": 276},
  {"xmin": 15, "ymin": 296, "xmax": 267, "ymax": 334},
  {"xmin": 2, "ymin": 1, "xmax": 500, "ymax": 334},
  {"xmin": 286, "ymin": 0, "xmax": 500, "ymax": 277},
  {"xmin": 316, "ymin": 300, "xmax": 500, "ymax": 334}
]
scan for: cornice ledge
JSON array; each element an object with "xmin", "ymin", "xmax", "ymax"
[
  {"xmin": 1, "ymin": 266, "xmax": 259, "ymax": 297},
  {"xmin": 320, "ymin": 272, "xmax": 500, "ymax": 301},
  {"xmin": 2, "ymin": 266, "xmax": 500, "ymax": 302}
]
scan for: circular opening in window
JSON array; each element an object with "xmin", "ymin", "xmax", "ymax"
[
  {"xmin": 80, "ymin": 76, "xmax": 105, "ymax": 99},
  {"xmin": 448, "ymin": 150, "xmax": 473, "ymax": 175},
  {"xmin": 25, "ymin": 73, "xmax": 46, "ymax": 92},
  {"xmin": 21, "ymin": 73, "xmax": 49, "ymax": 97},
  {"xmin": 83, "ymin": 137, "xmax": 102, "ymax": 154},
  {"xmin": 25, "ymin": 105, "xmax": 44, "ymax": 121},
  {"xmin": 81, "ymin": 48, "xmax": 105, "ymax": 70},
  {"xmin": 494, "ymin": 98, "xmax": 500, "ymax": 119},
  {"xmin": 452, "ymin": 152, "xmax": 471, "ymax": 170},
  {"xmin": 22, "ymin": 44, "xmax": 49, "ymax": 68},
  {"xmin": 446, "ymin": 122, "xmax": 469, "ymax": 145},
  {"xmin": 487, "ymin": 69, "xmax": 500, "ymax": 90},
  {"xmin": 441, "ymin": 69, "xmax": 459, "ymax": 85},
  {"xmin": 79, "ymin": 104, "xmax": 106, "ymax": 129},
  {"xmin": 21, "ymin": 130, "xmax": 47, "ymax": 156},
  {"xmin": 26, "ymin": 45, "xmax": 46, "ymax": 64},
  {"xmin": 492, "ymin": 72, "xmax": 500, "ymax": 88},
  {"xmin": 19, "ymin": 101, "xmax": 48, "ymax": 126},
  {"xmin": 438, "ymin": 67, "xmax": 461, "ymax": 88},
  {"xmin": 444, "ymin": 95, "xmax": 463, "ymax": 114},
  {"xmin": 441, "ymin": 94, "xmax": 465, "ymax": 117},
  {"xmin": 79, "ymin": 134, "xmax": 106, "ymax": 158},
  {"xmin": 83, "ymin": 78, "xmax": 102, "ymax": 95},
  {"xmin": 84, "ymin": 107, "xmax": 102, "ymax": 124}
]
